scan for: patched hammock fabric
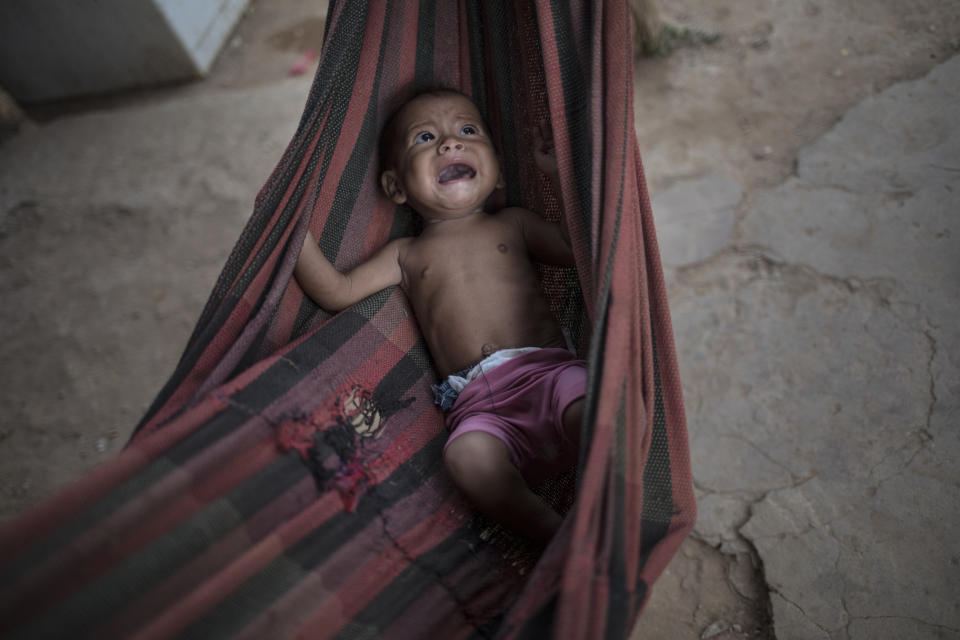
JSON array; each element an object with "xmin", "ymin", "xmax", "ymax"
[{"xmin": 0, "ymin": 1, "xmax": 694, "ymax": 638}]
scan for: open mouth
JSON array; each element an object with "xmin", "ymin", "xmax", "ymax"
[{"xmin": 437, "ymin": 163, "xmax": 476, "ymax": 184}]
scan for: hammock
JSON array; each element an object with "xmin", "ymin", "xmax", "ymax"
[{"xmin": 0, "ymin": 1, "xmax": 694, "ymax": 638}]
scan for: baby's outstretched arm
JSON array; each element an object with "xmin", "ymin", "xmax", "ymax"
[{"xmin": 295, "ymin": 231, "xmax": 407, "ymax": 311}]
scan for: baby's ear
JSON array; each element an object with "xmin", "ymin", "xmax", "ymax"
[{"xmin": 380, "ymin": 170, "xmax": 407, "ymax": 204}]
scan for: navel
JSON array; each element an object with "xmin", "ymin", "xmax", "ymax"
[
  {"xmin": 498, "ymin": 243, "xmax": 508, "ymax": 253},
  {"xmin": 420, "ymin": 266, "xmax": 430, "ymax": 279}
]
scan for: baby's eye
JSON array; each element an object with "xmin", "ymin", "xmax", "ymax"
[
  {"xmin": 460, "ymin": 125, "xmax": 479, "ymax": 135},
  {"xmin": 413, "ymin": 131, "xmax": 435, "ymax": 144}
]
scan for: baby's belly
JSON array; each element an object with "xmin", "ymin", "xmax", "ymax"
[{"xmin": 420, "ymin": 293, "xmax": 566, "ymax": 377}]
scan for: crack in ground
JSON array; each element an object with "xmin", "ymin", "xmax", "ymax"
[
  {"xmin": 866, "ymin": 426, "xmax": 930, "ymax": 482},
  {"xmin": 848, "ymin": 615, "xmax": 960, "ymax": 634},
  {"xmin": 730, "ymin": 481, "xmax": 859, "ymax": 639},
  {"xmin": 692, "ymin": 479, "xmax": 765, "ymax": 500},
  {"xmin": 694, "ymin": 471, "xmax": 816, "ymax": 500},
  {"xmin": 844, "ymin": 594, "xmax": 960, "ymax": 638},
  {"xmin": 676, "ymin": 244, "xmax": 899, "ymax": 309},
  {"xmin": 922, "ymin": 328, "xmax": 939, "ymax": 434},
  {"xmin": 864, "ymin": 327, "xmax": 937, "ymax": 486},
  {"xmin": 725, "ymin": 431, "xmax": 804, "ymax": 483},
  {"xmin": 741, "ymin": 505, "xmax": 857, "ymax": 544},
  {"xmin": 872, "ymin": 430, "xmax": 932, "ymax": 493},
  {"xmin": 768, "ymin": 585, "xmax": 833, "ymax": 638},
  {"xmin": 842, "ymin": 595, "xmax": 853, "ymax": 640},
  {"xmin": 709, "ymin": 491, "xmax": 777, "ymax": 637},
  {"xmin": 737, "ymin": 246, "xmax": 898, "ymax": 306}
]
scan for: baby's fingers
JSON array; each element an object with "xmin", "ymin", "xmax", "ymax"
[{"xmin": 533, "ymin": 120, "xmax": 555, "ymax": 151}]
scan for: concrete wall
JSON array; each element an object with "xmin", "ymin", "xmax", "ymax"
[
  {"xmin": 154, "ymin": 0, "xmax": 249, "ymax": 75},
  {"xmin": 0, "ymin": 0, "xmax": 248, "ymax": 103}
]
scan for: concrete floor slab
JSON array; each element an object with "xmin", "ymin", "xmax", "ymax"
[
  {"xmin": 0, "ymin": 79, "xmax": 309, "ymax": 517},
  {"xmin": 673, "ymin": 56, "xmax": 960, "ymax": 638},
  {"xmin": 652, "ymin": 172, "xmax": 742, "ymax": 268}
]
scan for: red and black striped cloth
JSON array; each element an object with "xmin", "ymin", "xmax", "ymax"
[{"xmin": 0, "ymin": 1, "xmax": 694, "ymax": 637}]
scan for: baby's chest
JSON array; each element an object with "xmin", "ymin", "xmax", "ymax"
[{"xmin": 405, "ymin": 229, "xmax": 525, "ymax": 284}]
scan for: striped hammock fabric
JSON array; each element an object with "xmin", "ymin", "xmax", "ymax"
[{"xmin": 0, "ymin": 1, "xmax": 694, "ymax": 638}]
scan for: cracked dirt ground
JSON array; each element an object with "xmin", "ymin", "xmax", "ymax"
[{"xmin": 1, "ymin": 1, "xmax": 958, "ymax": 638}]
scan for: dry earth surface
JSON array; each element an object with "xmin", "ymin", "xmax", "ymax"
[
  {"xmin": 635, "ymin": 2, "xmax": 959, "ymax": 639},
  {"xmin": 1, "ymin": 1, "xmax": 958, "ymax": 639}
]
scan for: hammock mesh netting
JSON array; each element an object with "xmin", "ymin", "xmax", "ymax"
[{"xmin": 0, "ymin": 1, "xmax": 694, "ymax": 637}]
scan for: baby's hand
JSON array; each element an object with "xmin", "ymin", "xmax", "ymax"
[{"xmin": 532, "ymin": 120, "xmax": 558, "ymax": 178}]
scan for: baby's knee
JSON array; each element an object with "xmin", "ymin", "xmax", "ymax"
[{"xmin": 443, "ymin": 431, "xmax": 510, "ymax": 483}]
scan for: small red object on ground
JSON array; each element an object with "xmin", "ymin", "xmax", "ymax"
[{"xmin": 289, "ymin": 50, "xmax": 318, "ymax": 76}]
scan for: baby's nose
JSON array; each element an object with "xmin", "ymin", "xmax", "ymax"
[{"xmin": 439, "ymin": 137, "xmax": 464, "ymax": 153}]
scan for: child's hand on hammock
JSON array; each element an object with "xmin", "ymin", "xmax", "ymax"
[
  {"xmin": 533, "ymin": 121, "xmax": 558, "ymax": 179},
  {"xmin": 295, "ymin": 230, "xmax": 405, "ymax": 312}
]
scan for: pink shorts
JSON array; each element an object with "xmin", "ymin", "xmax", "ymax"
[{"xmin": 443, "ymin": 348, "xmax": 587, "ymax": 483}]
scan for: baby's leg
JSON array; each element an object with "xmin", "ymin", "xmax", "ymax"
[
  {"xmin": 561, "ymin": 397, "xmax": 585, "ymax": 450},
  {"xmin": 444, "ymin": 430, "xmax": 562, "ymax": 543}
]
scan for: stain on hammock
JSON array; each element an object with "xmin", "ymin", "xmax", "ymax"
[{"xmin": 275, "ymin": 384, "xmax": 415, "ymax": 512}]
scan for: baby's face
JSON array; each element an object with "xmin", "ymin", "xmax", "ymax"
[{"xmin": 381, "ymin": 93, "xmax": 502, "ymax": 220}]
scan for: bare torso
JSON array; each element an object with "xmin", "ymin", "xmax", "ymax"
[{"xmin": 398, "ymin": 209, "xmax": 565, "ymax": 377}]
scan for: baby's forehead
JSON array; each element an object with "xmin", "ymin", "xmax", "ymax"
[{"xmin": 398, "ymin": 93, "xmax": 481, "ymax": 126}]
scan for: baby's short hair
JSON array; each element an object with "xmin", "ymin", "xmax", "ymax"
[{"xmin": 378, "ymin": 87, "xmax": 479, "ymax": 172}]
